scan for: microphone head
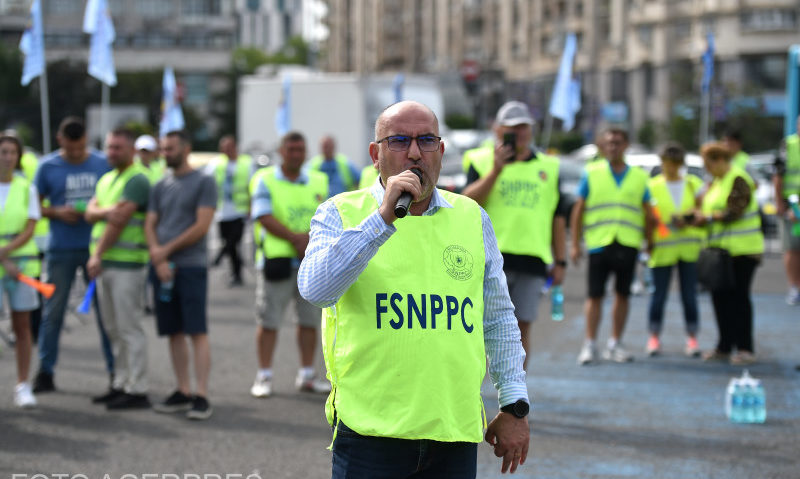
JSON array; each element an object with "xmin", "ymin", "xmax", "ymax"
[{"xmin": 410, "ymin": 168, "xmax": 423, "ymax": 183}]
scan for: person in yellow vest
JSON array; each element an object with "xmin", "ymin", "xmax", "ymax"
[
  {"xmin": 85, "ymin": 128, "xmax": 152, "ymax": 410},
  {"xmin": 134, "ymin": 134, "xmax": 166, "ymax": 184},
  {"xmin": 249, "ymin": 131, "xmax": 330, "ymax": 398},
  {"xmin": 298, "ymin": 101, "xmax": 530, "ymax": 476},
  {"xmin": 309, "ymin": 135, "xmax": 361, "ymax": 197},
  {"xmin": 570, "ymin": 128, "xmax": 654, "ymax": 365},
  {"xmin": 774, "ymin": 115, "xmax": 800, "ymax": 306},
  {"xmin": 207, "ymin": 135, "xmax": 253, "ymax": 286},
  {"xmin": 462, "ymin": 101, "xmax": 568, "ymax": 370},
  {"xmin": 357, "ymin": 163, "xmax": 379, "ymax": 189},
  {"xmin": 723, "ymin": 130, "xmax": 750, "ymax": 170},
  {"xmin": 645, "ymin": 143, "xmax": 704, "ymax": 357},
  {"xmin": 461, "ymin": 136, "xmax": 496, "ymax": 173},
  {"xmin": 696, "ymin": 142, "xmax": 764, "ymax": 366},
  {"xmin": 0, "ymin": 134, "xmax": 41, "ymax": 408}
]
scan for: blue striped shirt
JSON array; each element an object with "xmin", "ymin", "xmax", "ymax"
[{"xmin": 297, "ymin": 179, "xmax": 529, "ymax": 408}]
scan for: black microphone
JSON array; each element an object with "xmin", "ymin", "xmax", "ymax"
[{"xmin": 393, "ymin": 169, "xmax": 423, "ymax": 219}]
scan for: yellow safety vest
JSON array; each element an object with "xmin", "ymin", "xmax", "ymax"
[
  {"xmin": 783, "ymin": 134, "xmax": 800, "ymax": 199},
  {"xmin": 324, "ymin": 189, "xmax": 486, "ymax": 442},
  {"xmin": 259, "ymin": 167, "xmax": 328, "ymax": 259},
  {"xmin": 648, "ymin": 174, "xmax": 705, "ymax": 267},
  {"xmin": 213, "ymin": 154, "xmax": 252, "ymax": 213},
  {"xmin": 309, "ymin": 154, "xmax": 356, "ymax": 191},
  {"xmin": 0, "ymin": 176, "xmax": 40, "ymax": 278},
  {"xmin": 583, "ymin": 161, "xmax": 648, "ymax": 250},
  {"xmin": 702, "ymin": 166, "xmax": 763, "ymax": 256},
  {"xmin": 732, "ymin": 151, "xmax": 750, "ymax": 170},
  {"xmin": 249, "ymin": 168, "xmax": 269, "ymax": 265},
  {"xmin": 358, "ymin": 164, "xmax": 379, "ymax": 189},
  {"xmin": 473, "ymin": 150, "xmax": 560, "ymax": 263},
  {"xmin": 136, "ymin": 157, "xmax": 166, "ymax": 184},
  {"xmin": 19, "ymin": 152, "xmax": 49, "ymax": 244},
  {"xmin": 90, "ymin": 164, "xmax": 149, "ymax": 264}
]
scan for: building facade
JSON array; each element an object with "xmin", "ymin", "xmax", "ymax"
[{"xmin": 323, "ymin": 0, "xmax": 800, "ymax": 138}]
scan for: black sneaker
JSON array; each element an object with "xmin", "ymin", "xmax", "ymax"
[
  {"xmin": 186, "ymin": 395, "xmax": 213, "ymax": 420},
  {"xmin": 106, "ymin": 393, "xmax": 151, "ymax": 410},
  {"xmin": 32, "ymin": 371, "xmax": 55, "ymax": 393},
  {"xmin": 152, "ymin": 390, "xmax": 193, "ymax": 413},
  {"xmin": 92, "ymin": 388, "xmax": 124, "ymax": 404}
]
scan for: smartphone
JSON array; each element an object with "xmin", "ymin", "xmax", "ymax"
[
  {"xmin": 502, "ymin": 132, "xmax": 516, "ymax": 162},
  {"xmin": 682, "ymin": 213, "xmax": 696, "ymax": 223}
]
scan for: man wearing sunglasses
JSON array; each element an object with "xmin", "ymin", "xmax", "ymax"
[
  {"xmin": 299, "ymin": 101, "xmax": 530, "ymax": 477},
  {"xmin": 462, "ymin": 101, "xmax": 568, "ymax": 370}
]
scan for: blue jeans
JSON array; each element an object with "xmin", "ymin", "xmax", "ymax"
[
  {"xmin": 38, "ymin": 249, "xmax": 114, "ymax": 375},
  {"xmin": 332, "ymin": 421, "xmax": 477, "ymax": 479},
  {"xmin": 647, "ymin": 261, "xmax": 699, "ymax": 336}
]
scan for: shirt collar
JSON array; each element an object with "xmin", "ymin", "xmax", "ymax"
[
  {"xmin": 369, "ymin": 176, "xmax": 453, "ymax": 215},
  {"xmin": 277, "ymin": 166, "xmax": 309, "ymax": 184}
]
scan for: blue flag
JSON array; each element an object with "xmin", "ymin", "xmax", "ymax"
[
  {"xmin": 19, "ymin": 0, "xmax": 44, "ymax": 86},
  {"xmin": 159, "ymin": 67, "xmax": 185, "ymax": 137},
  {"xmin": 393, "ymin": 73, "xmax": 405, "ymax": 103},
  {"xmin": 83, "ymin": 0, "xmax": 117, "ymax": 86},
  {"xmin": 549, "ymin": 33, "xmax": 580, "ymax": 131},
  {"xmin": 701, "ymin": 32, "xmax": 715, "ymax": 93},
  {"xmin": 275, "ymin": 75, "xmax": 291, "ymax": 136}
]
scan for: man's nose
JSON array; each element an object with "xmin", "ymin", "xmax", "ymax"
[{"xmin": 407, "ymin": 138, "xmax": 422, "ymax": 160}]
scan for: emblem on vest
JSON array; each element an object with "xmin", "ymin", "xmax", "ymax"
[{"xmin": 443, "ymin": 245, "xmax": 473, "ymax": 281}]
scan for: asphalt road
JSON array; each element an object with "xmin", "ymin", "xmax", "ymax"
[{"xmin": 1, "ymin": 234, "xmax": 798, "ymax": 479}]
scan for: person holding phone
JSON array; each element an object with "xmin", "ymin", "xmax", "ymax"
[
  {"xmin": 462, "ymin": 101, "xmax": 568, "ymax": 369},
  {"xmin": 645, "ymin": 142, "xmax": 704, "ymax": 357}
]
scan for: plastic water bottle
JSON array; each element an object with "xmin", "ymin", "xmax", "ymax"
[
  {"xmin": 789, "ymin": 195, "xmax": 800, "ymax": 236},
  {"xmin": 726, "ymin": 370, "xmax": 766, "ymax": 424},
  {"xmin": 752, "ymin": 381, "xmax": 767, "ymax": 423},
  {"xmin": 551, "ymin": 285, "xmax": 564, "ymax": 321},
  {"xmin": 158, "ymin": 263, "xmax": 175, "ymax": 303},
  {"xmin": 725, "ymin": 377, "xmax": 743, "ymax": 422}
]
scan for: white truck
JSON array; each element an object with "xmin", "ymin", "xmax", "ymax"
[{"xmin": 237, "ymin": 70, "xmax": 446, "ymax": 169}]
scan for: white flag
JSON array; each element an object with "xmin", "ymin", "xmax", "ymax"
[
  {"xmin": 19, "ymin": 0, "xmax": 45, "ymax": 86},
  {"xmin": 160, "ymin": 67, "xmax": 185, "ymax": 137},
  {"xmin": 83, "ymin": 0, "xmax": 117, "ymax": 86}
]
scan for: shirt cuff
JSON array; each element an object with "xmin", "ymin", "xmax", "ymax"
[
  {"xmin": 361, "ymin": 210, "xmax": 396, "ymax": 244},
  {"xmin": 497, "ymin": 382, "xmax": 530, "ymax": 408}
]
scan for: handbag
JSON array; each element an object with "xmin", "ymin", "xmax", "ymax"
[{"xmin": 696, "ymin": 247, "xmax": 735, "ymax": 291}]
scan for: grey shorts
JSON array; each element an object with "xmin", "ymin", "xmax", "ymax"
[
  {"xmin": 782, "ymin": 217, "xmax": 800, "ymax": 251},
  {"xmin": 0, "ymin": 277, "xmax": 40, "ymax": 312},
  {"xmin": 504, "ymin": 270, "xmax": 547, "ymax": 323},
  {"xmin": 255, "ymin": 268, "xmax": 321, "ymax": 330}
]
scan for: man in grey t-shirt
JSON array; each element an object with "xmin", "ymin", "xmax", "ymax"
[{"xmin": 145, "ymin": 130, "xmax": 216, "ymax": 420}]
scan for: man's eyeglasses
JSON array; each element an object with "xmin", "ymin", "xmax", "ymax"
[{"xmin": 376, "ymin": 135, "xmax": 442, "ymax": 152}]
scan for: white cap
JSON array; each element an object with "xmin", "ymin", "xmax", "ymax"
[
  {"xmin": 496, "ymin": 101, "xmax": 534, "ymax": 127},
  {"xmin": 135, "ymin": 134, "xmax": 157, "ymax": 152}
]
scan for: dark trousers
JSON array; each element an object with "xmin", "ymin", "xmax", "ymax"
[
  {"xmin": 648, "ymin": 261, "xmax": 699, "ymax": 336},
  {"xmin": 710, "ymin": 256, "xmax": 759, "ymax": 353},
  {"xmin": 332, "ymin": 422, "xmax": 477, "ymax": 479},
  {"xmin": 213, "ymin": 218, "xmax": 245, "ymax": 281}
]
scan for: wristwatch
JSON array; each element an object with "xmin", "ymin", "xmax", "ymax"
[
  {"xmin": 555, "ymin": 259, "xmax": 567, "ymax": 268},
  {"xmin": 500, "ymin": 399, "xmax": 529, "ymax": 418}
]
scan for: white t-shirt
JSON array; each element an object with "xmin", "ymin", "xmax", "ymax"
[
  {"xmin": 665, "ymin": 177, "xmax": 686, "ymax": 209},
  {"xmin": 0, "ymin": 179, "xmax": 42, "ymax": 220}
]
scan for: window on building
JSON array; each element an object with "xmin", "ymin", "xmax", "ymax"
[
  {"xmin": 574, "ymin": 1, "xmax": 583, "ymax": 18},
  {"xmin": 672, "ymin": 20, "xmax": 691, "ymax": 40},
  {"xmin": 47, "ymin": 0, "xmax": 79, "ymax": 14},
  {"xmin": 135, "ymin": 0, "xmax": 173, "ymax": 17},
  {"xmin": 610, "ymin": 70, "xmax": 627, "ymax": 102},
  {"xmin": 744, "ymin": 55, "xmax": 787, "ymax": 90},
  {"xmin": 182, "ymin": 0, "xmax": 221, "ymax": 16},
  {"xmin": 183, "ymin": 74, "xmax": 208, "ymax": 107},
  {"xmin": 643, "ymin": 63, "xmax": 654, "ymax": 98},
  {"xmin": 741, "ymin": 9, "xmax": 797, "ymax": 32},
  {"xmin": 638, "ymin": 25, "xmax": 652, "ymax": 47}
]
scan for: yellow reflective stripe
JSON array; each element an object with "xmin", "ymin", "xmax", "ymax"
[
  {"xmin": 709, "ymin": 227, "xmax": 763, "ymax": 242},
  {"xmin": 584, "ymin": 219, "xmax": 644, "ymax": 233},
  {"xmin": 584, "ymin": 202, "xmax": 642, "ymax": 214},
  {"xmin": 654, "ymin": 237, "xmax": 703, "ymax": 247}
]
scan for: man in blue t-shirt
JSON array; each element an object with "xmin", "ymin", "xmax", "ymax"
[{"xmin": 32, "ymin": 116, "xmax": 114, "ymax": 394}]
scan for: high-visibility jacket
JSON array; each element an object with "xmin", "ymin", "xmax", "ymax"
[
  {"xmin": 89, "ymin": 164, "xmax": 149, "ymax": 264},
  {"xmin": 309, "ymin": 154, "xmax": 356, "ymax": 192},
  {"xmin": 323, "ymin": 189, "xmax": 486, "ymax": 442},
  {"xmin": 258, "ymin": 167, "xmax": 328, "ymax": 259},
  {"xmin": 702, "ymin": 166, "xmax": 763, "ymax": 256},
  {"xmin": 783, "ymin": 134, "xmax": 800, "ymax": 199},
  {"xmin": 358, "ymin": 165, "xmax": 379, "ymax": 189},
  {"xmin": 583, "ymin": 161, "xmax": 648, "ymax": 250},
  {"xmin": 648, "ymin": 174, "xmax": 705, "ymax": 267},
  {"xmin": 471, "ymin": 148, "xmax": 560, "ymax": 263},
  {"xmin": 0, "ymin": 176, "xmax": 40, "ymax": 278},
  {"xmin": 732, "ymin": 151, "xmax": 750, "ymax": 170},
  {"xmin": 212, "ymin": 154, "xmax": 252, "ymax": 213},
  {"xmin": 249, "ymin": 168, "xmax": 269, "ymax": 265},
  {"xmin": 136, "ymin": 157, "xmax": 166, "ymax": 184},
  {"xmin": 19, "ymin": 152, "xmax": 49, "ymax": 245}
]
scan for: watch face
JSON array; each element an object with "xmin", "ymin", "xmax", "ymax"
[{"xmin": 514, "ymin": 400, "xmax": 529, "ymax": 417}]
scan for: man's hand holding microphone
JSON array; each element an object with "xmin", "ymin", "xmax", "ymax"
[{"xmin": 379, "ymin": 168, "xmax": 423, "ymax": 225}]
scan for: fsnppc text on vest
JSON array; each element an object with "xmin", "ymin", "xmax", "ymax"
[{"xmin": 375, "ymin": 293, "xmax": 475, "ymax": 333}]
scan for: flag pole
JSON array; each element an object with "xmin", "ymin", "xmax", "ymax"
[
  {"xmin": 39, "ymin": 67, "xmax": 51, "ymax": 154},
  {"xmin": 542, "ymin": 113, "xmax": 554, "ymax": 151},
  {"xmin": 699, "ymin": 87, "xmax": 710, "ymax": 145},
  {"xmin": 101, "ymin": 82, "xmax": 110, "ymax": 140}
]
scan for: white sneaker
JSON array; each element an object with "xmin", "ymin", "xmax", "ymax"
[
  {"xmin": 577, "ymin": 343, "xmax": 597, "ymax": 366},
  {"xmin": 786, "ymin": 287, "xmax": 800, "ymax": 305},
  {"xmin": 250, "ymin": 375, "xmax": 272, "ymax": 398},
  {"xmin": 603, "ymin": 343, "xmax": 634, "ymax": 363},
  {"xmin": 14, "ymin": 382, "xmax": 37, "ymax": 408},
  {"xmin": 295, "ymin": 371, "xmax": 332, "ymax": 393}
]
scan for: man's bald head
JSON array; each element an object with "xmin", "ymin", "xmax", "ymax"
[{"xmin": 374, "ymin": 101, "xmax": 439, "ymax": 140}]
